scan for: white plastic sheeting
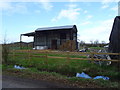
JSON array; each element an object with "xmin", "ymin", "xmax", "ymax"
[{"xmin": 14, "ymin": 65, "xmax": 26, "ymax": 69}]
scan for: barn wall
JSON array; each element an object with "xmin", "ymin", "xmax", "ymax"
[
  {"xmin": 47, "ymin": 31, "xmax": 59, "ymax": 49},
  {"xmin": 109, "ymin": 16, "xmax": 120, "ymax": 53},
  {"xmin": 34, "ymin": 30, "xmax": 77, "ymax": 49},
  {"xmin": 34, "ymin": 33, "xmax": 46, "ymax": 46},
  {"xmin": 108, "ymin": 16, "xmax": 120, "ymax": 59}
]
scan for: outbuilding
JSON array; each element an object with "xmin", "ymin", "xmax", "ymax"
[
  {"xmin": 108, "ymin": 16, "xmax": 120, "ymax": 59},
  {"xmin": 21, "ymin": 25, "xmax": 78, "ymax": 50}
]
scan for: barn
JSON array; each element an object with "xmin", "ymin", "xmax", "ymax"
[
  {"xmin": 21, "ymin": 25, "xmax": 78, "ymax": 50},
  {"xmin": 108, "ymin": 16, "xmax": 120, "ymax": 59}
]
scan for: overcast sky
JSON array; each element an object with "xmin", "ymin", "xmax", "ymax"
[{"xmin": 0, "ymin": 0, "xmax": 119, "ymax": 43}]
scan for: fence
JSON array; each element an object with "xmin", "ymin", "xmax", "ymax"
[{"xmin": 10, "ymin": 49, "xmax": 120, "ymax": 63}]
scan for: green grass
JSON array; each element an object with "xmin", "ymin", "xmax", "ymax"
[
  {"xmin": 9, "ymin": 46, "xmax": 32, "ymax": 50},
  {"xmin": 7, "ymin": 50, "xmax": 119, "ymax": 81},
  {"xmin": 89, "ymin": 47, "xmax": 104, "ymax": 50},
  {"xmin": 2, "ymin": 64, "xmax": 119, "ymax": 88},
  {"xmin": 2, "ymin": 47, "xmax": 119, "ymax": 88}
]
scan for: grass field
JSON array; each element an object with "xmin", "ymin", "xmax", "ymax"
[
  {"xmin": 89, "ymin": 47, "xmax": 104, "ymax": 50},
  {"xmin": 2, "ymin": 48, "xmax": 119, "ymax": 88},
  {"xmin": 6, "ymin": 50, "xmax": 119, "ymax": 81}
]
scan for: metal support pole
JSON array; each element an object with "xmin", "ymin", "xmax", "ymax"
[{"xmin": 20, "ymin": 34, "xmax": 22, "ymax": 49}]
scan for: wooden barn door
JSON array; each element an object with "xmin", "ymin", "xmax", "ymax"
[{"xmin": 51, "ymin": 40, "xmax": 57, "ymax": 49}]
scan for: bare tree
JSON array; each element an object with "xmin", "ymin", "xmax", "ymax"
[
  {"xmin": 94, "ymin": 40, "xmax": 99, "ymax": 45},
  {"xmin": 80, "ymin": 40, "xmax": 85, "ymax": 47},
  {"xmin": 101, "ymin": 41, "xmax": 106, "ymax": 44},
  {"xmin": 94, "ymin": 40, "xmax": 99, "ymax": 47},
  {"xmin": 90, "ymin": 40, "xmax": 93, "ymax": 46}
]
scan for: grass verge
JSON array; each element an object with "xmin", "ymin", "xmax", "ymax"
[{"xmin": 2, "ymin": 64, "xmax": 119, "ymax": 88}]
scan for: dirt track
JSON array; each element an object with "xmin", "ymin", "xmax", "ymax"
[{"xmin": 2, "ymin": 75, "xmax": 72, "ymax": 88}]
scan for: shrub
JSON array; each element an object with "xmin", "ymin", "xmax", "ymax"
[{"xmin": 2, "ymin": 44, "xmax": 10, "ymax": 64}]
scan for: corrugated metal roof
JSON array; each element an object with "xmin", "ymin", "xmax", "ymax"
[
  {"xmin": 22, "ymin": 25, "xmax": 77, "ymax": 36},
  {"xmin": 22, "ymin": 32, "xmax": 35, "ymax": 36},
  {"xmin": 35, "ymin": 25, "xmax": 77, "ymax": 32}
]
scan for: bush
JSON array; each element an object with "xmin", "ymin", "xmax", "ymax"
[{"xmin": 2, "ymin": 44, "xmax": 10, "ymax": 64}]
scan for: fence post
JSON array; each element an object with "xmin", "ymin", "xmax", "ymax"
[
  {"xmin": 45, "ymin": 51, "xmax": 48, "ymax": 68},
  {"xmin": 13, "ymin": 49, "xmax": 15, "ymax": 61},
  {"xmin": 27, "ymin": 45, "xmax": 31, "ymax": 67},
  {"xmin": 91, "ymin": 53, "xmax": 94, "ymax": 63},
  {"xmin": 66, "ymin": 52, "xmax": 70, "ymax": 65},
  {"xmin": 28, "ymin": 45, "xmax": 30, "ymax": 61}
]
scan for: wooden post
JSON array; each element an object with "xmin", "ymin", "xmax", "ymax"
[
  {"xmin": 91, "ymin": 53, "xmax": 94, "ymax": 63},
  {"xmin": 66, "ymin": 52, "xmax": 70, "ymax": 64},
  {"xmin": 27, "ymin": 46, "xmax": 31, "ymax": 66},
  {"xmin": 28, "ymin": 46, "xmax": 30, "ymax": 61},
  {"xmin": 13, "ymin": 49, "xmax": 15, "ymax": 61},
  {"xmin": 45, "ymin": 51, "xmax": 48, "ymax": 69}
]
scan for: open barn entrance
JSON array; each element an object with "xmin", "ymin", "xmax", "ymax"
[{"xmin": 51, "ymin": 40, "xmax": 57, "ymax": 49}]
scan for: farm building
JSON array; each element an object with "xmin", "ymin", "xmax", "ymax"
[
  {"xmin": 21, "ymin": 25, "xmax": 78, "ymax": 50},
  {"xmin": 108, "ymin": 16, "xmax": 120, "ymax": 59}
]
